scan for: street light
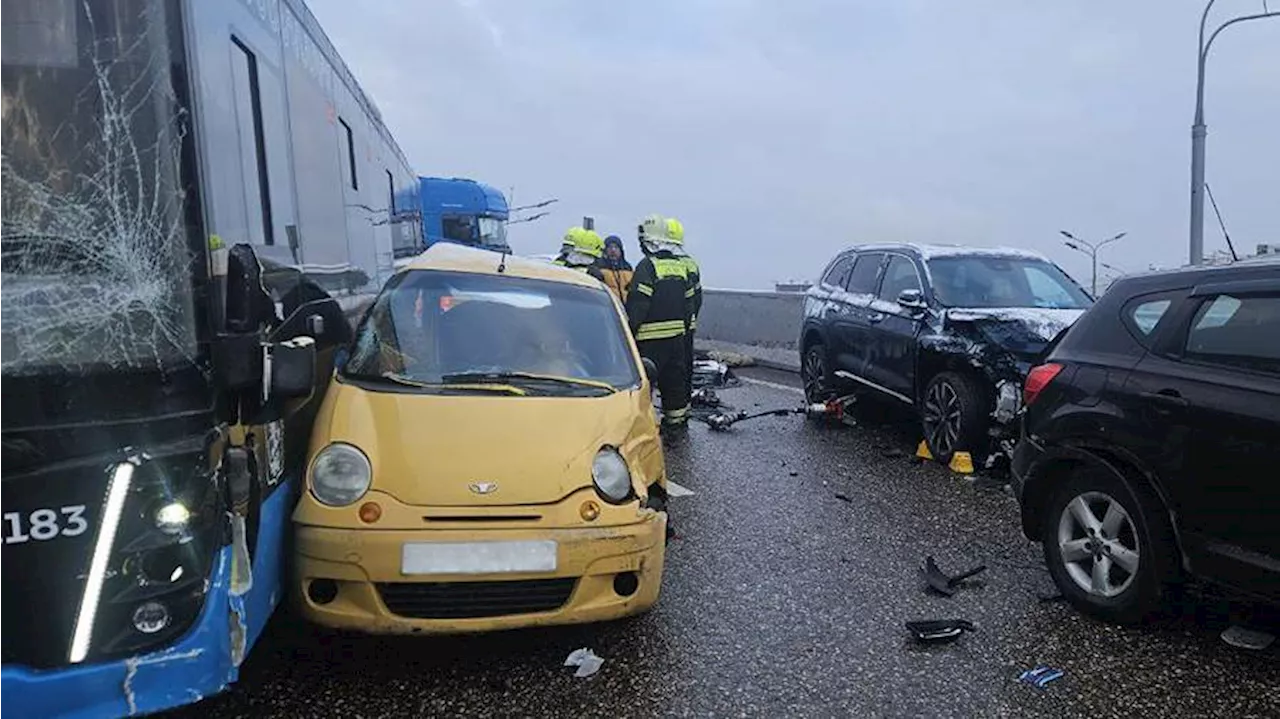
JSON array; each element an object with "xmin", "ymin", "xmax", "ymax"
[
  {"xmin": 1189, "ymin": 0, "xmax": 1279, "ymax": 265},
  {"xmin": 1060, "ymin": 230, "xmax": 1127, "ymax": 296}
]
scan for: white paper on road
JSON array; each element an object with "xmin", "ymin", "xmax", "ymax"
[
  {"xmin": 564, "ymin": 648, "xmax": 604, "ymax": 678},
  {"xmin": 667, "ymin": 481, "xmax": 695, "ymax": 497},
  {"xmin": 401, "ymin": 540, "xmax": 557, "ymax": 575}
]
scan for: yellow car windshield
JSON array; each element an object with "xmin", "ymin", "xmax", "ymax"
[{"xmin": 344, "ymin": 270, "xmax": 640, "ymax": 394}]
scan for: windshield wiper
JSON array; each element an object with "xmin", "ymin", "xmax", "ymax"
[
  {"xmin": 345, "ymin": 371, "xmax": 526, "ymax": 395},
  {"xmin": 441, "ymin": 371, "xmax": 616, "ymax": 394}
]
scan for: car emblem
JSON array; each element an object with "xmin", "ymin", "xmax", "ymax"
[{"xmin": 468, "ymin": 481, "xmax": 498, "ymax": 495}]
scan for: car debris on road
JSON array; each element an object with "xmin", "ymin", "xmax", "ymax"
[
  {"xmin": 564, "ymin": 648, "xmax": 605, "ymax": 678},
  {"xmin": 1019, "ymin": 666, "xmax": 1065, "ymax": 689},
  {"xmin": 904, "ymin": 619, "xmax": 977, "ymax": 644},
  {"xmin": 923, "ymin": 556, "xmax": 988, "ymax": 597}
]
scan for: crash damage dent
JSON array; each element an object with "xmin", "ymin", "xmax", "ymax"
[
  {"xmin": 919, "ymin": 307, "xmax": 1083, "ymax": 431},
  {"xmin": 114, "ymin": 547, "xmax": 242, "ymax": 716}
]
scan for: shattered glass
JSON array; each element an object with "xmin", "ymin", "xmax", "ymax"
[{"xmin": 2, "ymin": 0, "xmax": 200, "ymax": 377}]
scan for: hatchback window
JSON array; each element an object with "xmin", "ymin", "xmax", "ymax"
[
  {"xmin": 822, "ymin": 256, "xmax": 854, "ymax": 288},
  {"xmin": 1130, "ymin": 300, "xmax": 1172, "ymax": 335},
  {"xmin": 878, "ymin": 255, "xmax": 921, "ymax": 301},
  {"xmin": 344, "ymin": 270, "xmax": 640, "ymax": 391},
  {"xmin": 1185, "ymin": 293, "xmax": 1280, "ymax": 372},
  {"xmin": 846, "ymin": 253, "xmax": 884, "ymax": 295}
]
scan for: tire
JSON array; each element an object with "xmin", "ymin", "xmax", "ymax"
[
  {"xmin": 801, "ymin": 343, "xmax": 832, "ymax": 406},
  {"xmin": 1040, "ymin": 466, "xmax": 1178, "ymax": 624},
  {"xmin": 920, "ymin": 372, "xmax": 989, "ymax": 465}
]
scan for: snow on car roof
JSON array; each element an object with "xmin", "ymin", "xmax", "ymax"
[{"xmin": 848, "ymin": 243, "xmax": 1050, "ymax": 262}]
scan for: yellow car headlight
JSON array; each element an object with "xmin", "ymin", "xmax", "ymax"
[{"xmin": 310, "ymin": 443, "xmax": 372, "ymax": 507}]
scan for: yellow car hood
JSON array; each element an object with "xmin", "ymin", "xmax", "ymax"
[{"xmin": 314, "ymin": 382, "xmax": 658, "ymax": 507}]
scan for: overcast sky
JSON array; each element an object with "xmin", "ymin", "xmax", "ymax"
[{"xmin": 308, "ymin": 0, "xmax": 1278, "ymax": 290}]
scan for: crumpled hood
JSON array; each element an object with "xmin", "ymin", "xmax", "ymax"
[
  {"xmin": 944, "ymin": 307, "xmax": 1085, "ymax": 362},
  {"xmin": 319, "ymin": 383, "xmax": 654, "ymax": 506}
]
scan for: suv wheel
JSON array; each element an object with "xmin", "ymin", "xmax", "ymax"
[
  {"xmin": 801, "ymin": 344, "xmax": 831, "ymax": 405},
  {"xmin": 921, "ymin": 372, "xmax": 988, "ymax": 464},
  {"xmin": 1041, "ymin": 466, "xmax": 1176, "ymax": 624}
]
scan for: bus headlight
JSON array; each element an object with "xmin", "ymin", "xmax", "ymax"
[
  {"xmin": 591, "ymin": 448, "xmax": 632, "ymax": 504},
  {"xmin": 155, "ymin": 502, "xmax": 191, "ymax": 535},
  {"xmin": 310, "ymin": 443, "xmax": 372, "ymax": 507}
]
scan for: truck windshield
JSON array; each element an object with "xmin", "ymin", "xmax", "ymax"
[
  {"xmin": 1, "ymin": 0, "xmax": 202, "ymax": 378},
  {"xmin": 345, "ymin": 270, "xmax": 640, "ymax": 392},
  {"xmin": 928, "ymin": 256, "xmax": 1092, "ymax": 310},
  {"xmin": 477, "ymin": 217, "xmax": 507, "ymax": 248}
]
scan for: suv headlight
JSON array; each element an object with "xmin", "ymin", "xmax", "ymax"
[
  {"xmin": 310, "ymin": 443, "xmax": 372, "ymax": 506},
  {"xmin": 592, "ymin": 448, "xmax": 632, "ymax": 504}
]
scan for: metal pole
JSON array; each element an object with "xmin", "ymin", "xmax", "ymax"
[
  {"xmin": 1190, "ymin": 2, "xmax": 1280, "ymax": 266},
  {"xmin": 1091, "ymin": 251, "xmax": 1099, "ymax": 296},
  {"xmin": 1190, "ymin": 1, "xmax": 1216, "ymax": 266}
]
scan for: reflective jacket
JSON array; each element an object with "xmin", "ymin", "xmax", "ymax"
[
  {"xmin": 625, "ymin": 251, "xmax": 693, "ymax": 342},
  {"xmin": 680, "ymin": 254, "xmax": 702, "ymax": 331},
  {"xmin": 555, "ymin": 258, "xmax": 606, "ymax": 282}
]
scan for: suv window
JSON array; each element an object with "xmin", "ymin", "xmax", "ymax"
[
  {"xmin": 878, "ymin": 255, "xmax": 921, "ymax": 301},
  {"xmin": 1184, "ymin": 293, "xmax": 1280, "ymax": 373},
  {"xmin": 1121, "ymin": 290, "xmax": 1182, "ymax": 347},
  {"xmin": 846, "ymin": 253, "xmax": 884, "ymax": 295},
  {"xmin": 822, "ymin": 255, "xmax": 855, "ymax": 288}
]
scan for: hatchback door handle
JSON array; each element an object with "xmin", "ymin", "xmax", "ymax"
[{"xmin": 1138, "ymin": 390, "xmax": 1189, "ymax": 408}]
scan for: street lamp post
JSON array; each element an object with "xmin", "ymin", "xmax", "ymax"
[
  {"xmin": 1060, "ymin": 230, "xmax": 1127, "ymax": 296},
  {"xmin": 1189, "ymin": 0, "xmax": 1279, "ymax": 265}
]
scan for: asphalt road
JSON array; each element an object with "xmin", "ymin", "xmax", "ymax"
[{"xmin": 176, "ymin": 369, "xmax": 1279, "ymax": 718}]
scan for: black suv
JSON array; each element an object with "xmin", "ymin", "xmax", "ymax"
[
  {"xmin": 1012, "ymin": 258, "xmax": 1280, "ymax": 622},
  {"xmin": 800, "ymin": 243, "xmax": 1093, "ymax": 462}
]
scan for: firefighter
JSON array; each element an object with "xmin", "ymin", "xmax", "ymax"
[
  {"xmin": 666, "ymin": 217, "xmax": 702, "ymax": 402},
  {"xmin": 557, "ymin": 226, "xmax": 606, "ymax": 281},
  {"xmin": 626, "ymin": 214, "xmax": 694, "ymax": 427},
  {"xmin": 600, "ymin": 235, "xmax": 634, "ymax": 303}
]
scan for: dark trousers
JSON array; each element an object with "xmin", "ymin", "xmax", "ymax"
[
  {"xmin": 639, "ymin": 336, "xmax": 690, "ymax": 424},
  {"xmin": 683, "ymin": 330, "xmax": 696, "ymax": 402}
]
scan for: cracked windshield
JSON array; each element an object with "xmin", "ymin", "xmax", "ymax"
[{"xmin": 1, "ymin": 1, "xmax": 1277, "ymax": 718}]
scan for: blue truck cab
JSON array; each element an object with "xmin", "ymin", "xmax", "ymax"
[{"xmin": 418, "ymin": 177, "xmax": 510, "ymax": 253}]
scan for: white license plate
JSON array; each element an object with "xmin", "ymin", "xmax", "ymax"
[{"xmin": 400, "ymin": 540, "xmax": 558, "ymax": 575}]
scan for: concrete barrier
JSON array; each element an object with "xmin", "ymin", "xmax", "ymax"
[
  {"xmin": 696, "ymin": 289, "xmax": 805, "ymax": 372},
  {"xmin": 698, "ymin": 289, "xmax": 805, "ymax": 349}
]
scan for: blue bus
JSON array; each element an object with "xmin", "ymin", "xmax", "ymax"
[{"xmin": 1, "ymin": 0, "xmax": 417, "ymax": 715}]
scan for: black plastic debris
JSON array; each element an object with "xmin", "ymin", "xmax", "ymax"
[
  {"xmin": 1019, "ymin": 666, "xmax": 1064, "ymax": 689},
  {"xmin": 834, "ymin": 493, "xmax": 852, "ymax": 503},
  {"xmin": 905, "ymin": 619, "xmax": 976, "ymax": 644},
  {"xmin": 923, "ymin": 556, "xmax": 988, "ymax": 597}
]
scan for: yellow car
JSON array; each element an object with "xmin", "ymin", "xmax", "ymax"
[{"xmin": 293, "ymin": 244, "xmax": 668, "ymax": 633}]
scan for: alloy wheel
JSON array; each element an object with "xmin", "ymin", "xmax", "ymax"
[
  {"xmin": 1056, "ymin": 491, "xmax": 1141, "ymax": 598},
  {"xmin": 803, "ymin": 348, "xmax": 827, "ymax": 403},
  {"xmin": 922, "ymin": 380, "xmax": 962, "ymax": 457}
]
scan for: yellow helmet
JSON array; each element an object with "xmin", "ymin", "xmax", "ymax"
[
  {"xmin": 572, "ymin": 229, "xmax": 605, "ymax": 258},
  {"xmin": 562, "ymin": 226, "xmax": 586, "ymax": 247},
  {"xmin": 665, "ymin": 217, "xmax": 685, "ymax": 244}
]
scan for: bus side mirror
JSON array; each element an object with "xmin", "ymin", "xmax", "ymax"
[
  {"xmin": 226, "ymin": 244, "xmax": 274, "ymax": 333},
  {"xmin": 269, "ymin": 336, "xmax": 316, "ymax": 399},
  {"xmin": 642, "ymin": 357, "xmax": 657, "ymax": 381}
]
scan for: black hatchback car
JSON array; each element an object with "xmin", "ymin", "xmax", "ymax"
[
  {"xmin": 1012, "ymin": 258, "xmax": 1280, "ymax": 623},
  {"xmin": 800, "ymin": 243, "xmax": 1093, "ymax": 463}
]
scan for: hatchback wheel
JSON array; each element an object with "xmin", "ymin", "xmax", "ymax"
[
  {"xmin": 801, "ymin": 344, "xmax": 830, "ymax": 405},
  {"xmin": 1041, "ymin": 466, "xmax": 1177, "ymax": 624},
  {"xmin": 920, "ymin": 372, "xmax": 988, "ymax": 464}
]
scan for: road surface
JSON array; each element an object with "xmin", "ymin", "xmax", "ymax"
[{"xmin": 173, "ymin": 370, "xmax": 1279, "ymax": 718}]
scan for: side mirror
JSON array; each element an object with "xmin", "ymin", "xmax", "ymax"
[
  {"xmin": 641, "ymin": 357, "xmax": 657, "ymax": 381},
  {"xmin": 333, "ymin": 346, "xmax": 350, "ymax": 373},
  {"xmin": 268, "ymin": 336, "xmax": 316, "ymax": 400},
  {"xmin": 225, "ymin": 244, "xmax": 274, "ymax": 333},
  {"xmin": 897, "ymin": 288, "xmax": 927, "ymax": 312}
]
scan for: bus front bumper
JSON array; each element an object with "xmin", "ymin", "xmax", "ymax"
[{"xmin": 1, "ymin": 546, "xmax": 242, "ymax": 719}]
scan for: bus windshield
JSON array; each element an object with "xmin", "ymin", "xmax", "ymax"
[{"xmin": 1, "ymin": 0, "xmax": 201, "ymax": 378}]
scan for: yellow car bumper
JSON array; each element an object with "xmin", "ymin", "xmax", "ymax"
[{"xmin": 294, "ymin": 513, "xmax": 666, "ymax": 634}]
